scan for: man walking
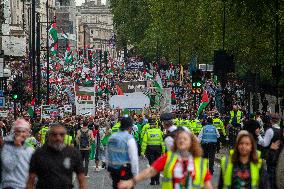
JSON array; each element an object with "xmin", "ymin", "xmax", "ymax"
[
  {"xmin": 106, "ymin": 116, "xmax": 139, "ymax": 189},
  {"xmin": 198, "ymin": 117, "xmax": 220, "ymax": 174},
  {"xmin": 26, "ymin": 123, "xmax": 86, "ymax": 189},
  {"xmin": 76, "ymin": 120, "xmax": 94, "ymax": 177},
  {"xmin": 1, "ymin": 119, "xmax": 34, "ymax": 189}
]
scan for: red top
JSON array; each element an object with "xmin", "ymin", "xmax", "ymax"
[
  {"xmin": 92, "ymin": 129, "xmax": 99, "ymax": 138},
  {"xmin": 152, "ymin": 154, "xmax": 212, "ymax": 183}
]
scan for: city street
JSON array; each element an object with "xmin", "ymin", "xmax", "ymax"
[{"xmin": 75, "ymin": 149, "xmax": 228, "ymax": 189}]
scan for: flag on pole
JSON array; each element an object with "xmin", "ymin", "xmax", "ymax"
[
  {"xmin": 154, "ymin": 73, "xmax": 163, "ymax": 94},
  {"xmin": 64, "ymin": 43, "xmax": 72, "ymax": 63},
  {"xmin": 48, "ymin": 23, "xmax": 58, "ymax": 56},
  {"xmin": 179, "ymin": 64, "xmax": 184, "ymax": 84},
  {"xmin": 197, "ymin": 91, "xmax": 209, "ymax": 116},
  {"xmin": 27, "ymin": 98, "xmax": 36, "ymax": 117}
]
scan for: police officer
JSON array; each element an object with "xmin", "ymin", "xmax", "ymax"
[
  {"xmin": 111, "ymin": 118, "xmax": 121, "ymax": 134},
  {"xmin": 192, "ymin": 118, "xmax": 203, "ymax": 135},
  {"xmin": 106, "ymin": 116, "xmax": 139, "ymax": 189},
  {"xmin": 229, "ymin": 105, "xmax": 243, "ymax": 147},
  {"xmin": 230, "ymin": 105, "xmax": 243, "ymax": 126},
  {"xmin": 141, "ymin": 119, "xmax": 165, "ymax": 185},
  {"xmin": 213, "ymin": 113, "xmax": 226, "ymax": 151},
  {"xmin": 39, "ymin": 124, "xmax": 49, "ymax": 145},
  {"xmin": 198, "ymin": 117, "xmax": 220, "ymax": 174},
  {"xmin": 160, "ymin": 113, "xmax": 177, "ymax": 151},
  {"xmin": 179, "ymin": 115, "xmax": 192, "ymax": 131}
]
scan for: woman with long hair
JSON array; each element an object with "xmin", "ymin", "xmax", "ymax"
[
  {"xmin": 218, "ymin": 130, "xmax": 269, "ymax": 189},
  {"xmin": 118, "ymin": 128, "xmax": 213, "ymax": 189}
]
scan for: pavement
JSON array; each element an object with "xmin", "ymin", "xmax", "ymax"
[{"xmin": 74, "ymin": 149, "xmax": 228, "ymax": 189}]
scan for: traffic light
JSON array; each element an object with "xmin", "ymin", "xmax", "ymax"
[
  {"xmin": 11, "ymin": 93, "xmax": 19, "ymax": 100},
  {"xmin": 11, "ymin": 76, "xmax": 22, "ymax": 101},
  {"xmin": 191, "ymin": 70, "xmax": 203, "ymax": 94}
]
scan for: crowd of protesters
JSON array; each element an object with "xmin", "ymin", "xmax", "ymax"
[{"xmin": 0, "ymin": 56, "xmax": 283, "ymax": 189}]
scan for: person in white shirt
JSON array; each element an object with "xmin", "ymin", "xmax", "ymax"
[{"xmin": 106, "ymin": 116, "xmax": 139, "ymax": 189}]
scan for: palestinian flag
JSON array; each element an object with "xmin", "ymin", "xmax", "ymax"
[
  {"xmin": 64, "ymin": 44, "xmax": 72, "ymax": 63},
  {"xmin": 197, "ymin": 91, "xmax": 209, "ymax": 116},
  {"xmin": 27, "ymin": 98, "xmax": 36, "ymax": 117},
  {"xmin": 48, "ymin": 23, "xmax": 58, "ymax": 56},
  {"xmin": 153, "ymin": 73, "xmax": 163, "ymax": 94}
]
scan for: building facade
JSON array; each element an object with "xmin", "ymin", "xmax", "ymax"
[
  {"xmin": 55, "ymin": 0, "xmax": 77, "ymax": 53},
  {"xmin": 76, "ymin": 0, "xmax": 115, "ymax": 55}
]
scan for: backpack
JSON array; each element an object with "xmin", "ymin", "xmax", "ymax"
[{"xmin": 80, "ymin": 129, "xmax": 90, "ymax": 148}]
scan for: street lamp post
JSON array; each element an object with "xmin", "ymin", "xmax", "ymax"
[
  {"xmin": 83, "ymin": 24, "xmax": 86, "ymax": 58},
  {"xmin": 46, "ymin": 0, "xmax": 50, "ymax": 105},
  {"xmin": 31, "ymin": 0, "xmax": 36, "ymax": 98},
  {"xmin": 36, "ymin": 13, "xmax": 41, "ymax": 105}
]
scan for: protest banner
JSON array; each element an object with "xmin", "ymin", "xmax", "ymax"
[
  {"xmin": 74, "ymin": 83, "xmax": 95, "ymax": 116},
  {"xmin": 41, "ymin": 105, "xmax": 58, "ymax": 119}
]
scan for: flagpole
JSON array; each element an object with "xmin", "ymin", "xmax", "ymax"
[
  {"xmin": 46, "ymin": 0, "xmax": 50, "ymax": 105},
  {"xmin": 31, "ymin": 0, "xmax": 36, "ymax": 98},
  {"xmin": 36, "ymin": 12, "xmax": 41, "ymax": 106}
]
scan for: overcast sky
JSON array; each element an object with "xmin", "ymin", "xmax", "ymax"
[{"xmin": 76, "ymin": 0, "xmax": 106, "ymax": 6}]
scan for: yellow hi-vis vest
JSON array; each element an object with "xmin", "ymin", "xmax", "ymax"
[
  {"xmin": 141, "ymin": 128, "xmax": 165, "ymax": 155},
  {"xmin": 64, "ymin": 135, "xmax": 73, "ymax": 145},
  {"xmin": 39, "ymin": 126, "xmax": 49, "ymax": 144},
  {"xmin": 230, "ymin": 110, "xmax": 242, "ymax": 124},
  {"xmin": 111, "ymin": 122, "xmax": 121, "ymax": 134},
  {"xmin": 162, "ymin": 151, "xmax": 208, "ymax": 189},
  {"xmin": 221, "ymin": 150, "xmax": 262, "ymax": 189}
]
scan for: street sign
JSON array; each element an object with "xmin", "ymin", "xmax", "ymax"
[{"xmin": 0, "ymin": 97, "xmax": 5, "ymax": 108}]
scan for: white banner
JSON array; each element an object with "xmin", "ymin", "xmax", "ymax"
[
  {"xmin": 64, "ymin": 105, "xmax": 72, "ymax": 113},
  {"xmin": 41, "ymin": 105, "xmax": 58, "ymax": 119},
  {"xmin": 109, "ymin": 92, "xmax": 150, "ymax": 109},
  {"xmin": 75, "ymin": 84, "xmax": 95, "ymax": 116},
  {"xmin": 0, "ymin": 111, "xmax": 8, "ymax": 118}
]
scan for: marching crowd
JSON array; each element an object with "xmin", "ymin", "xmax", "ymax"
[
  {"xmin": 1, "ymin": 57, "xmax": 283, "ymax": 189},
  {"xmin": 0, "ymin": 103, "xmax": 283, "ymax": 189}
]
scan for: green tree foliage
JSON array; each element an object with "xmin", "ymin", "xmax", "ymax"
[{"xmin": 110, "ymin": 0, "xmax": 283, "ymax": 82}]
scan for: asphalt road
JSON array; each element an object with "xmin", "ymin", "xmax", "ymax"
[{"xmin": 74, "ymin": 156, "xmax": 222, "ymax": 189}]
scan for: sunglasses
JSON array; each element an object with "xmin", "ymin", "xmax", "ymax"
[{"xmin": 50, "ymin": 132, "xmax": 66, "ymax": 137}]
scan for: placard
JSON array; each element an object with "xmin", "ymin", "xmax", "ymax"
[
  {"xmin": 75, "ymin": 83, "xmax": 95, "ymax": 116},
  {"xmin": 41, "ymin": 105, "xmax": 58, "ymax": 119}
]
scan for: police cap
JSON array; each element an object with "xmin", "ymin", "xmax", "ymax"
[
  {"xmin": 120, "ymin": 117, "xmax": 133, "ymax": 130},
  {"xmin": 160, "ymin": 113, "xmax": 173, "ymax": 121}
]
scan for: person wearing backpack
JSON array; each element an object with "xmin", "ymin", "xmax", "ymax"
[{"xmin": 76, "ymin": 120, "xmax": 94, "ymax": 177}]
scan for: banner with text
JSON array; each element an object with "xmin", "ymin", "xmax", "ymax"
[
  {"xmin": 119, "ymin": 81, "xmax": 147, "ymax": 93},
  {"xmin": 75, "ymin": 83, "xmax": 95, "ymax": 116},
  {"xmin": 41, "ymin": 105, "xmax": 58, "ymax": 119}
]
